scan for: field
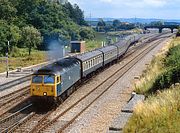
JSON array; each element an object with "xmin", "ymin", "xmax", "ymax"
[
  {"xmin": 123, "ymin": 37, "xmax": 180, "ymax": 133},
  {"xmin": 0, "ymin": 48, "xmax": 47, "ymax": 73}
]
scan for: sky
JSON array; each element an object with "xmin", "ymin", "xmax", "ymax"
[{"xmin": 68, "ymin": 0, "xmax": 180, "ymax": 19}]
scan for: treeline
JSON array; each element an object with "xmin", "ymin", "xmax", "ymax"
[
  {"xmin": 95, "ymin": 19, "xmax": 138, "ymax": 32},
  {"xmin": 0, "ymin": 0, "xmax": 95, "ymax": 56}
]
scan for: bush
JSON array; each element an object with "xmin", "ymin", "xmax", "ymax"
[
  {"xmin": 10, "ymin": 47, "xmax": 29, "ymax": 57},
  {"xmin": 149, "ymin": 66, "xmax": 180, "ymax": 92},
  {"xmin": 142, "ymin": 43, "xmax": 180, "ymax": 94},
  {"xmin": 79, "ymin": 27, "xmax": 95, "ymax": 40}
]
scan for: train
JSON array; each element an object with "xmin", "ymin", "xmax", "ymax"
[{"xmin": 30, "ymin": 34, "xmax": 143, "ymax": 103}]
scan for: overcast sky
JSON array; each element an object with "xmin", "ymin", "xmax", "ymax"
[{"xmin": 68, "ymin": 0, "xmax": 180, "ymax": 19}]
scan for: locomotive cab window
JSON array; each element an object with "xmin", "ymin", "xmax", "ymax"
[
  {"xmin": 32, "ymin": 75, "xmax": 43, "ymax": 83},
  {"xmin": 44, "ymin": 75, "xmax": 55, "ymax": 84}
]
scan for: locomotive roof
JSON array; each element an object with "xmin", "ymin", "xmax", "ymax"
[
  {"xmin": 33, "ymin": 57, "xmax": 80, "ymax": 75},
  {"xmin": 75, "ymin": 50, "xmax": 102, "ymax": 61}
]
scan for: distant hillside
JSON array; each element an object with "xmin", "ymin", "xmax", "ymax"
[{"xmin": 86, "ymin": 18, "xmax": 180, "ymax": 24}]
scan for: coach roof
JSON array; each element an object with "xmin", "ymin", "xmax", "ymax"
[{"xmin": 75, "ymin": 50, "xmax": 102, "ymax": 61}]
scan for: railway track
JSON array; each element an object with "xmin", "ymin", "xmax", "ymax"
[
  {"xmin": 0, "ymin": 104, "xmax": 33, "ymax": 133},
  {"xmin": 25, "ymin": 34, "xmax": 173, "ymax": 133},
  {"xmin": 0, "ymin": 86, "xmax": 30, "ymax": 117},
  {"xmin": 0, "ymin": 76, "xmax": 31, "ymax": 92}
]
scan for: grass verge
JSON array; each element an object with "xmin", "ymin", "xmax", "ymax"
[
  {"xmin": 124, "ymin": 85, "xmax": 180, "ymax": 133},
  {"xmin": 123, "ymin": 37, "xmax": 180, "ymax": 133}
]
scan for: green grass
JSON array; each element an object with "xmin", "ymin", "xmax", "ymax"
[
  {"xmin": 85, "ymin": 32, "xmax": 116, "ymax": 51},
  {"xmin": 0, "ymin": 48, "xmax": 47, "ymax": 73},
  {"xmin": 124, "ymin": 37, "xmax": 180, "ymax": 133}
]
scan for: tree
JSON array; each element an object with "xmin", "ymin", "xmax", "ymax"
[
  {"xmin": 0, "ymin": 20, "xmax": 9, "ymax": 56},
  {"xmin": 22, "ymin": 26, "xmax": 42, "ymax": 55},
  {"xmin": 97, "ymin": 18, "xmax": 106, "ymax": 27},
  {"xmin": 64, "ymin": 2, "xmax": 87, "ymax": 26},
  {"xmin": 0, "ymin": 0, "xmax": 17, "ymax": 21},
  {"xmin": 97, "ymin": 18, "xmax": 106, "ymax": 32},
  {"xmin": 9, "ymin": 25, "xmax": 21, "ymax": 51},
  {"xmin": 113, "ymin": 19, "xmax": 120, "ymax": 30},
  {"xmin": 150, "ymin": 21, "xmax": 164, "ymax": 26},
  {"xmin": 0, "ymin": 0, "xmax": 89, "ymax": 56},
  {"xmin": 79, "ymin": 27, "xmax": 95, "ymax": 40}
]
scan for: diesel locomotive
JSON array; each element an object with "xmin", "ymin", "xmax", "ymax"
[{"xmin": 30, "ymin": 34, "xmax": 142, "ymax": 103}]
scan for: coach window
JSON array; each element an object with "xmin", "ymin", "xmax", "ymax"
[
  {"xmin": 84, "ymin": 62, "xmax": 86, "ymax": 70},
  {"xmin": 88, "ymin": 61, "xmax": 90, "ymax": 68},
  {"xmin": 83, "ymin": 62, "xmax": 85, "ymax": 70},
  {"xmin": 90, "ymin": 59, "xmax": 92, "ymax": 67},
  {"xmin": 90, "ymin": 60, "xmax": 92, "ymax": 67},
  {"xmin": 90, "ymin": 60, "xmax": 91, "ymax": 67},
  {"xmin": 86, "ymin": 61, "xmax": 88, "ymax": 69}
]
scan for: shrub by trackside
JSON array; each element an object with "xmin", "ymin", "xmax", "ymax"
[{"xmin": 148, "ymin": 66, "xmax": 180, "ymax": 93}]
